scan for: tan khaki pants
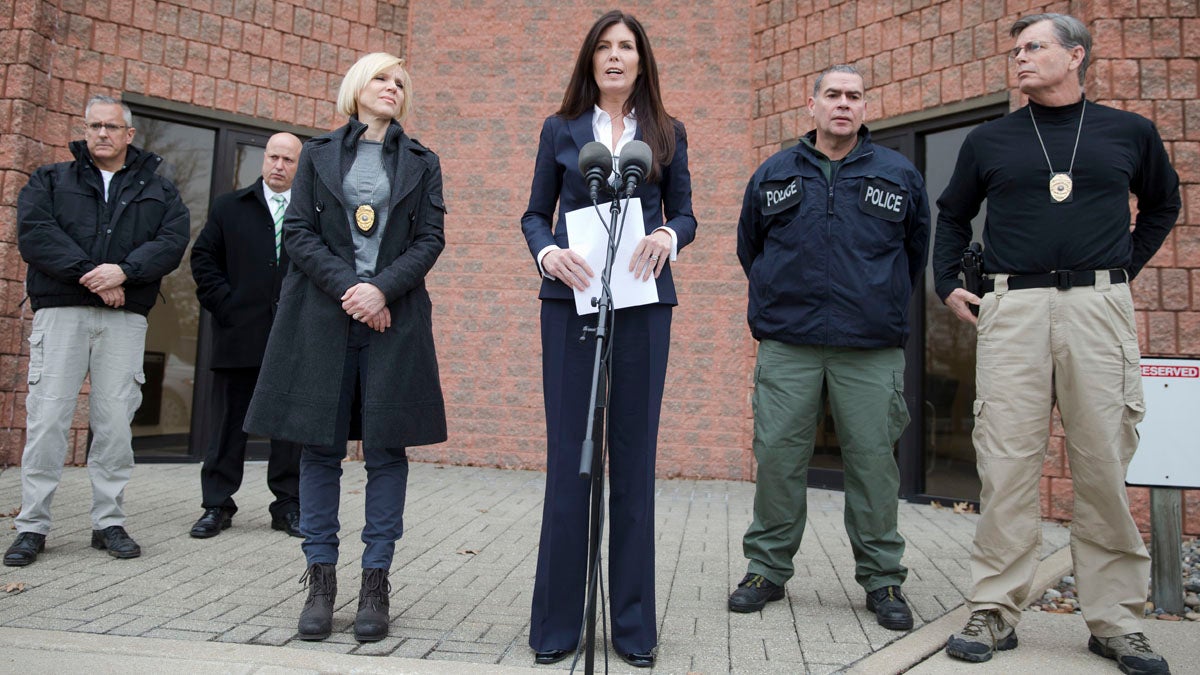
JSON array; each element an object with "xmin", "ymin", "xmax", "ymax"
[{"xmin": 968, "ymin": 272, "xmax": 1149, "ymax": 637}]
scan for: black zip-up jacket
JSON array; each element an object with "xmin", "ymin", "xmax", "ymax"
[
  {"xmin": 17, "ymin": 141, "xmax": 190, "ymax": 316},
  {"xmin": 737, "ymin": 127, "xmax": 931, "ymax": 348}
]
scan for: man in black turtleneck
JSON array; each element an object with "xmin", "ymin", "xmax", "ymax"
[{"xmin": 933, "ymin": 14, "xmax": 1179, "ymax": 674}]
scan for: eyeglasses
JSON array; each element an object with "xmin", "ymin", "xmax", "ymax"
[
  {"xmin": 1008, "ymin": 41, "xmax": 1060, "ymax": 59},
  {"xmin": 85, "ymin": 122, "xmax": 128, "ymax": 133}
]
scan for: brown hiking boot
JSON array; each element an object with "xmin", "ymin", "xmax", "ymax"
[{"xmin": 945, "ymin": 609, "xmax": 1017, "ymax": 662}]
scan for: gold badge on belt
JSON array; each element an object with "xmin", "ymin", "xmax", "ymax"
[{"xmin": 355, "ymin": 204, "xmax": 376, "ymax": 234}]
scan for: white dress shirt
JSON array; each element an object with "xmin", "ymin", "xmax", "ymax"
[{"xmin": 263, "ymin": 183, "xmax": 292, "ymax": 210}]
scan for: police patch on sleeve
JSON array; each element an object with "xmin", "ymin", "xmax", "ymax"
[
  {"xmin": 858, "ymin": 177, "xmax": 907, "ymax": 222},
  {"xmin": 760, "ymin": 178, "xmax": 802, "ymax": 216}
]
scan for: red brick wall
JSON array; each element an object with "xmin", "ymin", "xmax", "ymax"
[
  {"xmin": 0, "ymin": 1, "xmax": 759, "ymax": 479},
  {"xmin": 0, "ymin": 1, "xmax": 1195, "ymax": 534},
  {"xmin": 405, "ymin": 2, "xmax": 758, "ymax": 478},
  {"xmin": 0, "ymin": 0, "xmax": 408, "ymax": 464}
]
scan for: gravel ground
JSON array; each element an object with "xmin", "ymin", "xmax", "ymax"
[{"xmin": 1026, "ymin": 537, "xmax": 1200, "ymax": 621}]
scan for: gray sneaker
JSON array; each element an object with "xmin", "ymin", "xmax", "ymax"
[
  {"xmin": 1087, "ymin": 633, "xmax": 1170, "ymax": 674},
  {"xmin": 945, "ymin": 609, "xmax": 1017, "ymax": 662}
]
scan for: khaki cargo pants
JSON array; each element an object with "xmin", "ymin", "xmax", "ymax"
[{"xmin": 969, "ymin": 272, "xmax": 1149, "ymax": 638}]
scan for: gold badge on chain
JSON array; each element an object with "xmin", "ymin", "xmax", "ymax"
[
  {"xmin": 355, "ymin": 204, "xmax": 375, "ymax": 233},
  {"xmin": 1049, "ymin": 172, "xmax": 1073, "ymax": 203}
]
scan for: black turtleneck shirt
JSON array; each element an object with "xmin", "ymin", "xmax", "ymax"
[{"xmin": 932, "ymin": 97, "xmax": 1181, "ymax": 301}]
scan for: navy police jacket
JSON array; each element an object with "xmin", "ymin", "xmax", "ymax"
[{"xmin": 736, "ymin": 127, "xmax": 930, "ymax": 348}]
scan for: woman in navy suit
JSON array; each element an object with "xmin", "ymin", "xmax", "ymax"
[{"xmin": 520, "ymin": 10, "xmax": 697, "ymax": 668}]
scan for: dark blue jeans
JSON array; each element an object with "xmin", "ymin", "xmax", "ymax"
[{"xmin": 299, "ymin": 321, "xmax": 409, "ymax": 569}]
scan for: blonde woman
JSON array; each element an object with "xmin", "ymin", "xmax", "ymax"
[{"xmin": 246, "ymin": 52, "xmax": 447, "ymax": 643}]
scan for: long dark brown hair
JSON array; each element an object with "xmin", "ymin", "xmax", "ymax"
[{"xmin": 557, "ymin": 10, "xmax": 677, "ymax": 181}]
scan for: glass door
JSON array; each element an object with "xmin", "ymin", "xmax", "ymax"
[
  {"xmin": 126, "ymin": 108, "xmax": 283, "ymax": 461},
  {"xmin": 129, "ymin": 116, "xmax": 215, "ymax": 458},
  {"xmin": 189, "ymin": 132, "xmax": 272, "ymax": 461},
  {"xmin": 872, "ymin": 103, "xmax": 1006, "ymax": 503},
  {"xmin": 920, "ymin": 126, "xmax": 987, "ymax": 502}
]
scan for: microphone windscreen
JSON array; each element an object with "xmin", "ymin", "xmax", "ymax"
[
  {"xmin": 618, "ymin": 140, "xmax": 652, "ymax": 175},
  {"xmin": 578, "ymin": 141, "xmax": 612, "ymax": 177}
]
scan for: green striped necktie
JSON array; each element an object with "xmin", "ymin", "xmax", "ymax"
[{"xmin": 271, "ymin": 194, "xmax": 286, "ymax": 261}]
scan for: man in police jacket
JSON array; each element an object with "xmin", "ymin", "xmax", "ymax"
[
  {"xmin": 731, "ymin": 65, "xmax": 930, "ymax": 631},
  {"xmin": 4, "ymin": 96, "xmax": 189, "ymax": 567}
]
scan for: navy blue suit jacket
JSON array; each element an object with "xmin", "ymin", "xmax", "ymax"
[{"xmin": 520, "ymin": 113, "xmax": 697, "ymax": 304}]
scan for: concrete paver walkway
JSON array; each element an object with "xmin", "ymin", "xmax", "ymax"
[{"xmin": 0, "ymin": 461, "xmax": 1082, "ymax": 672}]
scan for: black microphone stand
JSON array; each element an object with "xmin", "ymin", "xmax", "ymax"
[{"xmin": 575, "ymin": 187, "xmax": 627, "ymax": 675}]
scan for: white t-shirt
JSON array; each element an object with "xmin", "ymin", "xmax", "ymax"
[{"xmin": 100, "ymin": 169, "xmax": 115, "ymax": 202}]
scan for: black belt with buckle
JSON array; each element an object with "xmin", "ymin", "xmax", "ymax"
[{"xmin": 981, "ymin": 269, "xmax": 1127, "ymax": 294}]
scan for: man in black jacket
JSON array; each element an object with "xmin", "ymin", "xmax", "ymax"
[
  {"xmin": 188, "ymin": 133, "xmax": 304, "ymax": 539},
  {"xmin": 4, "ymin": 96, "xmax": 189, "ymax": 567}
]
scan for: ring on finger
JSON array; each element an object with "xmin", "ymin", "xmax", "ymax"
[{"xmin": 650, "ymin": 254, "xmax": 660, "ymax": 261}]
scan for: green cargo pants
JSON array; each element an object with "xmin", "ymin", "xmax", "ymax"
[{"xmin": 742, "ymin": 340, "xmax": 909, "ymax": 591}]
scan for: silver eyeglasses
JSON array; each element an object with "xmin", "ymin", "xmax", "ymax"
[
  {"xmin": 86, "ymin": 122, "xmax": 128, "ymax": 133},
  {"xmin": 1008, "ymin": 40, "xmax": 1061, "ymax": 59}
]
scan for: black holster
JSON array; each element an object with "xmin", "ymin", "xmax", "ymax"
[{"xmin": 961, "ymin": 242, "xmax": 984, "ymax": 316}]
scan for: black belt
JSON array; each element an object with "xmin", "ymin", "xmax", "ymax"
[{"xmin": 982, "ymin": 269, "xmax": 1127, "ymax": 294}]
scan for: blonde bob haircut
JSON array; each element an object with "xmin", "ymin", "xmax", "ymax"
[{"xmin": 337, "ymin": 52, "xmax": 413, "ymax": 122}]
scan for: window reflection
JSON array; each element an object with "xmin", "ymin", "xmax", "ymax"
[
  {"xmin": 129, "ymin": 116, "xmax": 214, "ymax": 456},
  {"xmin": 235, "ymin": 143, "xmax": 265, "ymax": 190},
  {"xmin": 923, "ymin": 126, "xmax": 986, "ymax": 501}
]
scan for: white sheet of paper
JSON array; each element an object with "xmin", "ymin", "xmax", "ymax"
[{"xmin": 563, "ymin": 197, "xmax": 659, "ymax": 315}]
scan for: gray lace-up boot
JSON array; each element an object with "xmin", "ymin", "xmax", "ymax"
[{"xmin": 297, "ymin": 563, "xmax": 337, "ymax": 640}]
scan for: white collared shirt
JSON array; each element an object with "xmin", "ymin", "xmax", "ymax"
[
  {"xmin": 592, "ymin": 105, "xmax": 638, "ymax": 160},
  {"xmin": 536, "ymin": 106, "xmax": 679, "ymax": 277},
  {"xmin": 263, "ymin": 183, "xmax": 292, "ymax": 210}
]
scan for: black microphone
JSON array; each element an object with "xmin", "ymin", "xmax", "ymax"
[
  {"xmin": 578, "ymin": 141, "xmax": 612, "ymax": 203},
  {"xmin": 617, "ymin": 140, "xmax": 652, "ymax": 196}
]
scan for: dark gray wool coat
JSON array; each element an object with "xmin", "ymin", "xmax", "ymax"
[{"xmin": 244, "ymin": 117, "xmax": 448, "ymax": 448}]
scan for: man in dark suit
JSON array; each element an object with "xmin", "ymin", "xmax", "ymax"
[{"xmin": 189, "ymin": 132, "xmax": 305, "ymax": 538}]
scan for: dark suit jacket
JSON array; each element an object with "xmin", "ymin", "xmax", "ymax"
[
  {"xmin": 191, "ymin": 177, "xmax": 289, "ymax": 370},
  {"xmin": 520, "ymin": 113, "xmax": 697, "ymax": 304}
]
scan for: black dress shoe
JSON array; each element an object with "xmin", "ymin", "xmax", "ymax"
[
  {"xmin": 271, "ymin": 511, "xmax": 303, "ymax": 538},
  {"xmin": 91, "ymin": 525, "xmax": 141, "ymax": 559},
  {"xmin": 190, "ymin": 507, "xmax": 233, "ymax": 538},
  {"xmin": 618, "ymin": 650, "xmax": 655, "ymax": 668},
  {"xmin": 534, "ymin": 649, "xmax": 572, "ymax": 665},
  {"xmin": 4, "ymin": 532, "xmax": 46, "ymax": 567},
  {"xmin": 866, "ymin": 585, "xmax": 914, "ymax": 631}
]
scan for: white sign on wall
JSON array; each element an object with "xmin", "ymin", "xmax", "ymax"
[{"xmin": 1126, "ymin": 357, "xmax": 1200, "ymax": 489}]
